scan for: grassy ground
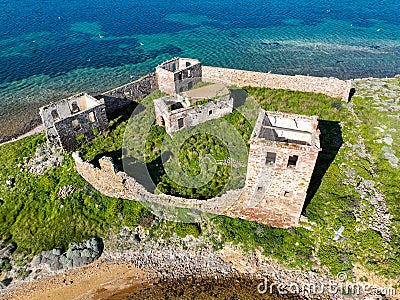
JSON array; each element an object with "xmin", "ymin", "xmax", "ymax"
[
  {"xmin": 0, "ymin": 82, "xmax": 399, "ymax": 284},
  {"xmin": 0, "ymin": 135, "xmax": 119, "ymax": 257}
]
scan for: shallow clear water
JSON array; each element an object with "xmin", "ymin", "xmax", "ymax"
[{"xmin": 0, "ymin": 0, "xmax": 399, "ymax": 139}]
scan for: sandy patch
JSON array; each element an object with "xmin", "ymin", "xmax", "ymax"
[{"xmin": 2, "ymin": 260, "xmax": 151, "ymax": 300}]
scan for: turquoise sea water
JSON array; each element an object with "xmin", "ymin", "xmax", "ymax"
[{"xmin": 0, "ymin": 0, "xmax": 399, "ymax": 140}]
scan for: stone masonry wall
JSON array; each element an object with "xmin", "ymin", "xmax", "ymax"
[
  {"xmin": 156, "ymin": 62, "xmax": 202, "ymax": 95},
  {"xmin": 173, "ymin": 63, "xmax": 202, "ymax": 94},
  {"xmin": 97, "ymin": 74, "xmax": 159, "ymax": 114},
  {"xmin": 155, "ymin": 68, "xmax": 176, "ymax": 95},
  {"xmin": 155, "ymin": 95, "xmax": 234, "ymax": 135},
  {"xmin": 72, "ymin": 152, "xmax": 240, "ymax": 216},
  {"xmin": 55, "ymin": 104, "xmax": 108, "ymax": 152},
  {"xmin": 243, "ymin": 141, "xmax": 320, "ymax": 227},
  {"xmin": 202, "ymin": 66, "xmax": 352, "ymax": 101},
  {"xmin": 73, "ymin": 153, "xmax": 309, "ymax": 228}
]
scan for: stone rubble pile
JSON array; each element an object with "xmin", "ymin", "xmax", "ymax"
[
  {"xmin": 26, "ymin": 143, "xmax": 64, "ymax": 175},
  {"xmin": 57, "ymin": 185, "xmax": 77, "ymax": 199}
]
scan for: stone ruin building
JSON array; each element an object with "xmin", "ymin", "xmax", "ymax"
[
  {"xmin": 39, "ymin": 93, "xmax": 108, "ymax": 152},
  {"xmin": 156, "ymin": 57, "xmax": 202, "ymax": 95},
  {"xmin": 240, "ymin": 110, "xmax": 321, "ymax": 227},
  {"xmin": 38, "ymin": 56, "xmax": 350, "ymax": 227},
  {"xmin": 154, "ymin": 83, "xmax": 234, "ymax": 135}
]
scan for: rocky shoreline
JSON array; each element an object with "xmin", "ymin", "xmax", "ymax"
[
  {"xmin": 0, "ymin": 113, "xmax": 42, "ymax": 145},
  {"xmin": 1, "ymin": 226, "xmax": 393, "ymax": 300}
]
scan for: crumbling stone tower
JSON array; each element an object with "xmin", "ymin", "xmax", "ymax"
[
  {"xmin": 239, "ymin": 110, "xmax": 321, "ymax": 227},
  {"xmin": 39, "ymin": 93, "xmax": 108, "ymax": 151},
  {"xmin": 156, "ymin": 57, "xmax": 202, "ymax": 95}
]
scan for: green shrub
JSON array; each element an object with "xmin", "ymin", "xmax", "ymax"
[
  {"xmin": 317, "ymin": 245, "xmax": 348, "ymax": 275},
  {"xmin": 0, "ymin": 258, "xmax": 12, "ymax": 273},
  {"xmin": 174, "ymin": 223, "xmax": 201, "ymax": 238},
  {"xmin": 92, "ymin": 127, "xmax": 99, "ymax": 136},
  {"xmin": 76, "ymin": 134, "xmax": 85, "ymax": 144}
]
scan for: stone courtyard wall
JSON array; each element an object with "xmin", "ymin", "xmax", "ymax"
[
  {"xmin": 72, "ymin": 153, "xmax": 303, "ymax": 228},
  {"xmin": 202, "ymin": 66, "xmax": 352, "ymax": 101},
  {"xmin": 97, "ymin": 74, "xmax": 159, "ymax": 114},
  {"xmin": 93, "ymin": 64, "xmax": 352, "ymax": 117}
]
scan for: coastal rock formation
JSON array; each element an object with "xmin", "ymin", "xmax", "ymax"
[
  {"xmin": 32, "ymin": 238, "xmax": 103, "ymax": 271},
  {"xmin": 0, "ymin": 243, "xmax": 16, "ymax": 259}
]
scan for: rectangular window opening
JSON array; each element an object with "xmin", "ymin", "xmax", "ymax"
[
  {"xmin": 71, "ymin": 102, "xmax": 80, "ymax": 113},
  {"xmin": 178, "ymin": 118, "xmax": 184, "ymax": 129},
  {"xmin": 209, "ymin": 110, "xmax": 213, "ymax": 115},
  {"xmin": 72, "ymin": 119, "xmax": 81, "ymax": 131},
  {"xmin": 257, "ymin": 186, "xmax": 263, "ymax": 192},
  {"xmin": 266, "ymin": 152, "xmax": 276, "ymax": 165},
  {"xmin": 51, "ymin": 110, "xmax": 59, "ymax": 121},
  {"xmin": 88, "ymin": 112, "xmax": 96, "ymax": 123},
  {"xmin": 287, "ymin": 155, "xmax": 298, "ymax": 167}
]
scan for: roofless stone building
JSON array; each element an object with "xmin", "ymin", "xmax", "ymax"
[
  {"xmin": 156, "ymin": 57, "xmax": 202, "ymax": 95},
  {"xmin": 39, "ymin": 57, "xmax": 352, "ymax": 227},
  {"xmin": 240, "ymin": 110, "xmax": 321, "ymax": 227},
  {"xmin": 39, "ymin": 93, "xmax": 108, "ymax": 152},
  {"xmin": 154, "ymin": 83, "xmax": 234, "ymax": 135}
]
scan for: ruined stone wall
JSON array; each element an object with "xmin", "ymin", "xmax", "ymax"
[
  {"xmin": 54, "ymin": 105, "xmax": 108, "ymax": 152},
  {"xmin": 202, "ymin": 66, "xmax": 352, "ymax": 101},
  {"xmin": 173, "ymin": 63, "xmax": 202, "ymax": 94},
  {"xmin": 98, "ymin": 74, "xmax": 158, "ymax": 114},
  {"xmin": 156, "ymin": 62, "xmax": 202, "ymax": 95},
  {"xmin": 155, "ymin": 95, "xmax": 234, "ymax": 135},
  {"xmin": 241, "ymin": 110, "xmax": 320, "ymax": 227},
  {"xmin": 73, "ymin": 152, "xmax": 311, "ymax": 228},
  {"xmin": 155, "ymin": 68, "xmax": 176, "ymax": 95},
  {"xmin": 72, "ymin": 152, "xmax": 241, "ymax": 215},
  {"xmin": 39, "ymin": 93, "xmax": 109, "ymax": 151}
]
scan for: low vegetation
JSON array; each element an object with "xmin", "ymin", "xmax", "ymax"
[{"xmin": 0, "ymin": 81, "xmax": 399, "ymax": 283}]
